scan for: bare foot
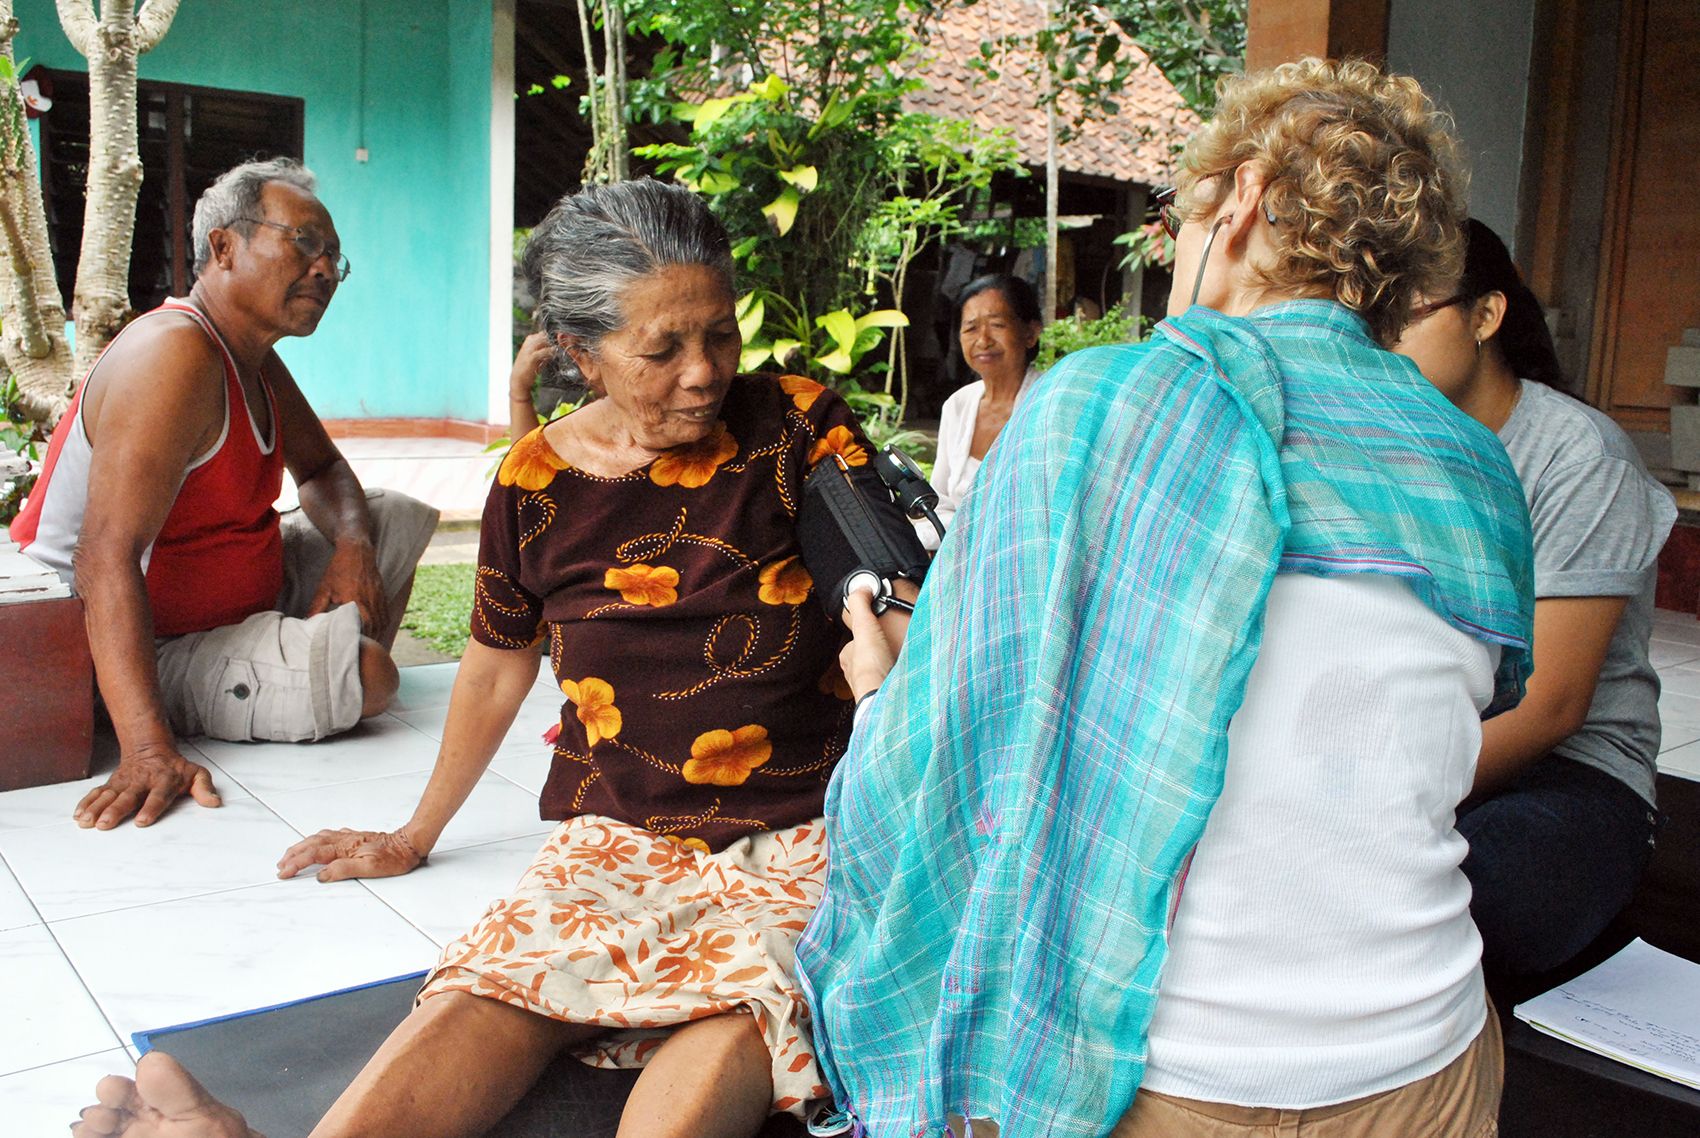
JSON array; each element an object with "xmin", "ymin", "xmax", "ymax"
[{"xmin": 72, "ymin": 1051, "xmax": 261, "ymax": 1138}]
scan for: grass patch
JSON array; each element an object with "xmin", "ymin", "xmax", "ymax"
[{"xmin": 401, "ymin": 562, "xmax": 476, "ymax": 658}]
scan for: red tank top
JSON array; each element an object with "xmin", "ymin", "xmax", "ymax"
[{"xmin": 11, "ymin": 300, "xmax": 286, "ymax": 636}]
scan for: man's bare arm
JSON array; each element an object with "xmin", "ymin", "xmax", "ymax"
[
  {"xmin": 72, "ymin": 320, "xmax": 227, "ymax": 828},
  {"xmin": 268, "ymin": 351, "xmax": 389, "ymax": 634}
]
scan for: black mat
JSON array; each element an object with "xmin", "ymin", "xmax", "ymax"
[
  {"xmin": 1494, "ymin": 772, "xmax": 1700, "ymax": 1137},
  {"xmin": 135, "ymin": 973, "xmax": 804, "ymax": 1137}
]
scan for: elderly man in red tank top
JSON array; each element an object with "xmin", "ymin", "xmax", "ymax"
[{"xmin": 9, "ymin": 158, "xmax": 438, "ymax": 830}]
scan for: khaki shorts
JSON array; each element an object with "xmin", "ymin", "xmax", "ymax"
[
  {"xmin": 154, "ymin": 488, "xmax": 439, "ymax": 743},
  {"xmin": 1109, "ymin": 1006, "xmax": 1503, "ymax": 1138}
]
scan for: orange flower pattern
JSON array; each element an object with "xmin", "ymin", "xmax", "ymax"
[
  {"xmin": 498, "ymin": 428, "xmax": 569, "ymax": 491},
  {"xmin": 471, "ymin": 375, "xmax": 865, "ymax": 850},
  {"xmin": 685, "ymin": 725, "xmax": 773, "ymax": 786},
  {"xmin": 806, "ymin": 423, "xmax": 868, "ymax": 469},
  {"xmin": 562, "ymin": 677, "xmax": 622, "ymax": 747},
  {"xmin": 779, "ymin": 374, "xmax": 825, "ymax": 411},
  {"xmin": 420, "ymin": 817, "xmax": 833, "ymax": 1120},
  {"xmin": 603, "ymin": 562, "xmax": 679, "ymax": 607},
  {"xmin": 757, "ymin": 556, "xmax": 812, "ymax": 606},
  {"xmin": 649, "ymin": 422, "xmax": 739, "ymax": 488}
]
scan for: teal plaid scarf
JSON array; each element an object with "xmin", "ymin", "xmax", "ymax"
[{"xmin": 796, "ymin": 301, "xmax": 1533, "ymax": 1138}]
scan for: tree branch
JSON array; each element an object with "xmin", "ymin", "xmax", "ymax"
[
  {"xmin": 54, "ymin": 0, "xmax": 96, "ymax": 57},
  {"xmin": 135, "ymin": 0, "xmax": 184, "ymax": 53}
]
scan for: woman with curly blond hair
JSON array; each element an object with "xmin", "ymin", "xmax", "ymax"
[{"xmin": 797, "ymin": 59, "xmax": 1533, "ymax": 1138}]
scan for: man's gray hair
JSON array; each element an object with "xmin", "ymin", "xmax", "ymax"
[
  {"xmin": 522, "ymin": 178, "xmax": 734, "ymax": 355},
  {"xmin": 191, "ymin": 157, "xmax": 319, "ymax": 276}
]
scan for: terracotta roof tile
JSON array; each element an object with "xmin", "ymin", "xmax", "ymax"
[{"xmin": 904, "ymin": 0, "xmax": 1199, "ymax": 185}]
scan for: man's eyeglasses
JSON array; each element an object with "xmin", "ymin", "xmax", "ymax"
[
  {"xmin": 1153, "ymin": 185, "xmax": 1181, "ymax": 240},
  {"xmin": 1409, "ymin": 294, "xmax": 1470, "ymax": 322},
  {"xmin": 238, "ymin": 218, "xmax": 351, "ymax": 281}
]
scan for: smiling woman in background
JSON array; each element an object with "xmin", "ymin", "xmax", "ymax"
[{"xmin": 922, "ymin": 274, "xmax": 1044, "ymax": 548}]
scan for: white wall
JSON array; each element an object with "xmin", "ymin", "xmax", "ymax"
[{"xmin": 1387, "ymin": 0, "xmax": 1539, "ymax": 255}]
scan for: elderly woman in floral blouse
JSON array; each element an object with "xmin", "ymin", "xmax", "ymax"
[{"xmin": 74, "ymin": 180, "xmax": 899, "ymax": 1138}]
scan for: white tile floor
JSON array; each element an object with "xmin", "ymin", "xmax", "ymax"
[
  {"xmin": 0, "ymin": 661, "xmax": 562, "ymax": 1136},
  {"xmin": 6, "ymin": 615, "xmax": 1700, "ymax": 1134}
]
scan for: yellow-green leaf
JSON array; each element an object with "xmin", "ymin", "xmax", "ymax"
[
  {"xmin": 693, "ymin": 96, "xmax": 741, "ymax": 133},
  {"xmin": 778, "ymin": 165, "xmax": 819, "ymax": 193},
  {"xmin": 815, "ymin": 347, "xmax": 854, "ymax": 374},
  {"xmin": 854, "ymin": 309, "xmax": 909, "ymax": 331},
  {"xmin": 695, "ymin": 169, "xmax": 739, "ymax": 194},
  {"xmin": 740, "ymin": 345, "xmax": 773, "ymax": 371},
  {"xmin": 771, "ymin": 339, "xmax": 803, "ymax": 365},
  {"xmin": 751, "ymin": 74, "xmax": 789, "ymax": 101},
  {"xmin": 817, "ymin": 309, "xmax": 858, "ymax": 353},
  {"xmin": 762, "ymin": 187, "xmax": 800, "ymax": 236},
  {"xmin": 737, "ymin": 295, "xmax": 766, "ymax": 341}
]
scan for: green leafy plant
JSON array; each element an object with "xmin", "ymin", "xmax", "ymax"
[
  {"xmin": 1034, "ymin": 304, "xmax": 1148, "ymax": 372},
  {"xmin": 0, "ymin": 373, "xmax": 42, "ymax": 525}
]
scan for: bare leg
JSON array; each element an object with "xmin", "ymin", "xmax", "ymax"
[
  {"xmin": 378, "ymin": 575, "xmax": 416, "ymax": 649},
  {"xmin": 615, "ymin": 1011, "xmax": 773, "ymax": 1138},
  {"xmin": 358, "ymin": 636, "xmax": 400, "ymax": 718},
  {"xmin": 73, "ymin": 994, "xmax": 595, "ymax": 1138},
  {"xmin": 310, "ymin": 990, "xmax": 598, "ymax": 1138},
  {"xmin": 71, "ymin": 1051, "xmax": 258, "ymax": 1138}
]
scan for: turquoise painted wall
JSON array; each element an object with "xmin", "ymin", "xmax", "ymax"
[{"xmin": 13, "ymin": 0, "xmax": 496, "ymax": 420}]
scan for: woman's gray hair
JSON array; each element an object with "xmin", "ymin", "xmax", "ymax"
[
  {"xmin": 523, "ymin": 178, "xmax": 734, "ymax": 354},
  {"xmin": 191, "ymin": 157, "xmax": 319, "ymax": 276}
]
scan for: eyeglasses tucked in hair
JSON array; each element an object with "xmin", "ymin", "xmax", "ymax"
[
  {"xmin": 237, "ymin": 217, "xmax": 351, "ymax": 281},
  {"xmin": 1409, "ymin": 293, "xmax": 1469, "ymax": 322},
  {"xmin": 1153, "ymin": 185, "xmax": 1182, "ymax": 241},
  {"xmin": 1152, "ymin": 183, "xmax": 1280, "ymax": 241}
]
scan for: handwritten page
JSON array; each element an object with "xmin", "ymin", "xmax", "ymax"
[{"xmin": 1514, "ymin": 938, "xmax": 1700, "ymax": 1090}]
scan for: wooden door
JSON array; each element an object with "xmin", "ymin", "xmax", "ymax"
[{"xmin": 1588, "ymin": 0, "xmax": 1700, "ymax": 429}]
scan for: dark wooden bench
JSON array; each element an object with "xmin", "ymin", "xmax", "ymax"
[
  {"xmin": 1494, "ymin": 772, "xmax": 1700, "ymax": 1137},
  {"xmin": 0, "ymin": 592, "xmax": 93, "ymax": 791}
]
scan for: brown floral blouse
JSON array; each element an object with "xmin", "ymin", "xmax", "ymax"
[{"xmin": 474, "ymin": 373, "xmax": 869, "ymax": 851}]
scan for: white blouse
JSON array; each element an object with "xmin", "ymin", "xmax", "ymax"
[{"xmin": 919, "ymin": 367, "xmax": 1039, "ymax": 550}]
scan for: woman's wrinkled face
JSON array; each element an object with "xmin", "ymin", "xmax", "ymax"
[
  {"xmin": 575, "ymin": 264, "xmax": 741, "ymax": 451},
  {"xmin": 1390, "ymin": 295, "xmax": 1479, "ymax": 405},
  {"xmin": 959, "ymin": 289, "xmax": 1039, "ymax": 382}
]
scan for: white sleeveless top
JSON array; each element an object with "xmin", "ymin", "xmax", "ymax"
[{"xmin": 1142, "ymin": 572, "xmax": 1496, "ymax": 1108}]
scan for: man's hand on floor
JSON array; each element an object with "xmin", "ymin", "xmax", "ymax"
[
  {"xmin": 74, "ymin": 744, "xmax": 223, "ymax": 829},
  {"xmin": 276, "ymin": 827, "xmax": 424, "ymax": 883}
]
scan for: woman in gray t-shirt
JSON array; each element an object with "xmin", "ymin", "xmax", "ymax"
[{"xmin": 1393, "ymin": 219, "xmax": 1672, "ymax": 977}]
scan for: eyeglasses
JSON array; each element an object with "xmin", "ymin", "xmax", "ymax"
[
  {"xmin": 238, "ymin": 217, "xmax": 351, "ymax": 281},
  {"xmin": 1153, "ymin": 182, "xmax": 1282, "ymax": 241},
  {"xmin": 1153, "ymin": 185, "xmax": 1181, "ymax": 240},
  {"xmin": 1409, "ymin": 294, "xmax": 1469, "ymax": 321}
]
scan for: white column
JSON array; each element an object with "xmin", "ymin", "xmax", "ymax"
[{"xmin": 487, "ymin": 0, "xmax": 518, "ymax": 427}]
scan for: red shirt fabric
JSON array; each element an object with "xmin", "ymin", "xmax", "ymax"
[
  {"xmin": 10, "ymin": 300, "xmax": 284, "ymax": 636},
  {"xmin": 474, "ymin": 373, "xmax": 862, "ymax": 851}
]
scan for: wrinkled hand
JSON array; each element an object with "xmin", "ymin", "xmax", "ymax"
[
  {"xmin": 510, "ymin": 331, "xmax": 555, "ymax": 400},
  {"xmin": 839, "ymin": 584, "xmax": 915, "ymax": 700},
  {"xmin": 306, "ymin": 538, "xmax": 388, "ymax": 634},
  {"xmin": 277, "ymin": 827, "xmax": 424, "ymax": 883},
  {"xmin": 74, "ymin": 745, "xmax": 222, "ymax": 829}
]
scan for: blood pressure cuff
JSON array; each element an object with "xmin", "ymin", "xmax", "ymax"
[{"xmin": 797, "ymin": 455, "xmax": 929, "ymax": 621}]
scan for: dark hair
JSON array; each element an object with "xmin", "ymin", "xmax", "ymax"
[
  {"xmin": 1458, "ymin": 219, "xmax": 1565, "ymax": 389},
  {"xmin": 956, "ymin": 274, "xmax": 1043, "ymax": 363}
]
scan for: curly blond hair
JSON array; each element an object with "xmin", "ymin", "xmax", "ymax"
[{"xmin": 1176, "ymin": 58, "xmax": 1467, "ymax": 344}]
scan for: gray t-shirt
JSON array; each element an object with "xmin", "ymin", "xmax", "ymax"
[{"xmin": 1498, "ymin": 380, "xmax": 1676, "ymax": 804}]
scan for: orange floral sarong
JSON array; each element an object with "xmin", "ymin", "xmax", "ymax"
[{"xmin": 419, "ymin": 815, "xmax": 832, "ymax": 1118}]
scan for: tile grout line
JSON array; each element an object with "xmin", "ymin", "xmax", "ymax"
[
  {"xmin": 0, "ymin": 1044, "xmax": 133, "ymax": 1081},
  {"xmin": 1, "ymin": 846, "xmax": 129, "ymax": 1069}
]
